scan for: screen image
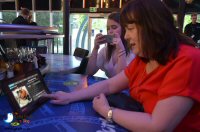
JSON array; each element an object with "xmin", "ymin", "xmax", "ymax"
[
  {"xmin": 12, "ymin": 86, "xmax": 32, "ymax": 108},
  {"xmin": 8, "ymin": 73, "xmax": 47, "ymax": 109}
]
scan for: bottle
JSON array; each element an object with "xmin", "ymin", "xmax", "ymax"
[
  {"xmin": 102, "ymin": 0, "xmax": 109, "ymax": 8},
  {"xmin": 109, "ymin": 0, "xmax": 119, "ymax": 8},
  {"xmin": 7, "ymin": 69, "xmax": 14, "ymax": 78},
  {"xmin": 105, "ymin": 0, "xmax": 109, "ymax": 8},
  {"xmin": 6, "ymin": 63, "xmax": 14, "ymax": 79},
  {"xmin": 0, "ymin": 60, "xmax": 6, "ymax": 80},
  {"xmin": 96, "ymin": 0, "xmax": 100, "ymax": 8}
]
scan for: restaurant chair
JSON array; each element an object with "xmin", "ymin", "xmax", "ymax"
[
  {"xmin": 36, "ymin": 46, "xmax": 47, "ymax": 54},
  {"xmin": 73, "ymin": 47, "xmax": 89, "ymax": 58},
  {"xmin": 74, "ymin": 57, "xmax": 89, "ymax": 74}
]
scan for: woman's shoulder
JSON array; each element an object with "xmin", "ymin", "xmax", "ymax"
[
  {"xmin": 128, "ymin": 52, "xmax": 136, "ymax": 59},
  {"xmin": 126, "ymin": 52, "xmax": 136, "ymax": 65},
  {"xmin": 178, "ymin": 44, "xmax": 200, "ymax": 60},
  {"xmin": 170, "ymin": 44, "xmax": 200, "ymax": 68},
  {"xmin": 127, "ymin": 56, "xmax": 145, "ymax": 69}
]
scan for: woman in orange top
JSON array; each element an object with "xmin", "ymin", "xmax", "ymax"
[{"xmin": 44, "ymin": 0, "xmax": 200, "ymax": 131}]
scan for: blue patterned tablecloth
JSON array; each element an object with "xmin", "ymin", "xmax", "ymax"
[{"xmin": 0, "ymin": 73, "xmax": 127, "ymax": 132}]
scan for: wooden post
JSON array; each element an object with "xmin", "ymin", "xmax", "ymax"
[
  {"xmin": 63, "ymin": 0, "xmax": 70, "ymax": 55},
  {"xmin": 177, "ymin": 0, "xmax": 186, "ymax": 33}
]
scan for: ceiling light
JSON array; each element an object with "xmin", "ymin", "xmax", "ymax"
[{"xmin": 185, "ymin": 0, "xmax": 194, "ymax": 4}]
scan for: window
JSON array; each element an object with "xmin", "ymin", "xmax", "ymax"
[
  {"xmin": 35, "ymin": 11, "xmax": 50, "ymax": 26},
  {"xmin": 53, "ymin": 12, "xmax": 63, "ymax": 33},
  {"xmin": 70, "ymin": 13, "xmax": 107, "ymax": 54},
  {"xmin": 53, "ymin": 12, "xmax": 63, "ymax": 53},
  {"xmin": 1, "ymin": 11, "xmax": 16, "ymax": 24}
]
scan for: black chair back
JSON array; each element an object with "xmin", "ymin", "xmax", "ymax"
[
  {"xmin": 75, "ymin": 57, "xmax": 89, "ymax": 74},
  {"xmin": 73, "ymin": 47, "xmax": 89, "ymax": 58}
]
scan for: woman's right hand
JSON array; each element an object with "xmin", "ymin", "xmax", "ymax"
[
  {"xmin": 43, "ymin": 91, "xmax": 71, "ymax": 105},
  {"xmin": 94, "ymin": 33, "xmax": 106, "ymax": 50}
]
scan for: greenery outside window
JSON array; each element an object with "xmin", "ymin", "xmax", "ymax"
[
  {"xmin": 0, "ymin": 11, "xmax": 16, "ymax": 24},
  {"xmin": 35, "ymin": 11, "xmax": 50, "ymax": 26},
  {"xmin": 53, "ymin": 12, "xmax": 63, "ymax": 53}
]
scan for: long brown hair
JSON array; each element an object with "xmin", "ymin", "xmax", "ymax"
[
  {"xmin": 120, "ymin": 0, "xmax": 195, "ymax": 65},
  {"xmin": 106, "ymin": 12, "xmax": 130, "ymax": 61}
]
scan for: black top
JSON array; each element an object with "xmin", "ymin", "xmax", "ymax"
[
  {"xmin": 29, "ymin": 21, "xmax": 37, "ymax": 26},
  {"xmin": 12, "ymin": 15, "xmax": 29, "ymax": 25},
  {"xmin": 11, "ymin": 16, "xmax": 38, "ymax": 47},
  {"xmin": 184, "ymin": 22, "xmax": 200, "ymax": 43}
]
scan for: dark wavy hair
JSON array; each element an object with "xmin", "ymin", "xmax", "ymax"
[
  {"xmin": 106, "ymin": 12, "xmax": 130, "ymax": 61},
  {"xmin": 21, "ymin": 8, "xmax": 30, "ymax": 16},
  {"xmin": 120, "ymin": 0, "xmax": 195, "ymax": 65}
]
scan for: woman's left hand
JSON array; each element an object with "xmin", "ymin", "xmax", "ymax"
[
  {"xmin": 93, "ymin": 93, "xmax": 110, "ymax": 118},
  {"xmin": 111, "ymin": 33, "xmax": 125, "ymax": 51}
]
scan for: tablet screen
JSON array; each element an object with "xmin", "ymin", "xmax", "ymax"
[
  {"xmin": 3, "ymin": 69, "xmax": 50, "ymax": 115},
  {"xmin": 9, "ymin": 73, "xmax": 47, "ymax": 108}
]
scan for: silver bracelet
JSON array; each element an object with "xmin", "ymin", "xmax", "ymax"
[{"xmin": 107, "ymin": 107, "xmax": 113, "ymax": 123}]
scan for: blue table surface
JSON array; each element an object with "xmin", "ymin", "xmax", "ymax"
[{"xmin": 0, "ymin": 73, "xmax": 128, "ymax": 132}]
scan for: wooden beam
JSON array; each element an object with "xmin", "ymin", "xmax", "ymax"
[{"xmin": 63, "ymin": 0, "xmax": 70, "ymax": 55}]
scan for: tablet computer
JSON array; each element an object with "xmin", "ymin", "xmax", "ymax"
[{"xmin": 3, "ymin": 69, "xmax": 50, "ymax": 115}]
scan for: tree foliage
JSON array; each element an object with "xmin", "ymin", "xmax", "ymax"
[
  {"xmin": 36, "ymin": 12, "xmax": 50, "ymax": 26},
  {"xmin": 53, "ymin": 12, "xmax": 63, "ymax": 33},
  {"xmin": 2, "ymin": 11, "xmax": 16, "ymax": 24}
]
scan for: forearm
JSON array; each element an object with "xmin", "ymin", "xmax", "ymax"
[
  {"xmin": 109, "ymin": 96, "xmax": 193, "ymax": 132},
  {"xmin": 69, "ymin": 80, "xmax": 110, "ymax": 102},
  {"xmin": 111, "ymin": 109, "xmax": 157, "ymax": 132},
  {"xmin": 115, "ymin": 50, "xmax": 127, "ymax": 74},
  {"xmin": 86, "ymin": 48, "xmax": 99, "ymax": 75}
]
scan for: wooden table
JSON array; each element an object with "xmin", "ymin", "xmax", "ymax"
[{"xmin": 40, "ymin": 54, "xmax": 82, "ymax": 73}]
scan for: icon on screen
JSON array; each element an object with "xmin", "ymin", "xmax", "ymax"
[{"xmin": 3, "ymin": 113, "xmax": 14, "ymax": 123}]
